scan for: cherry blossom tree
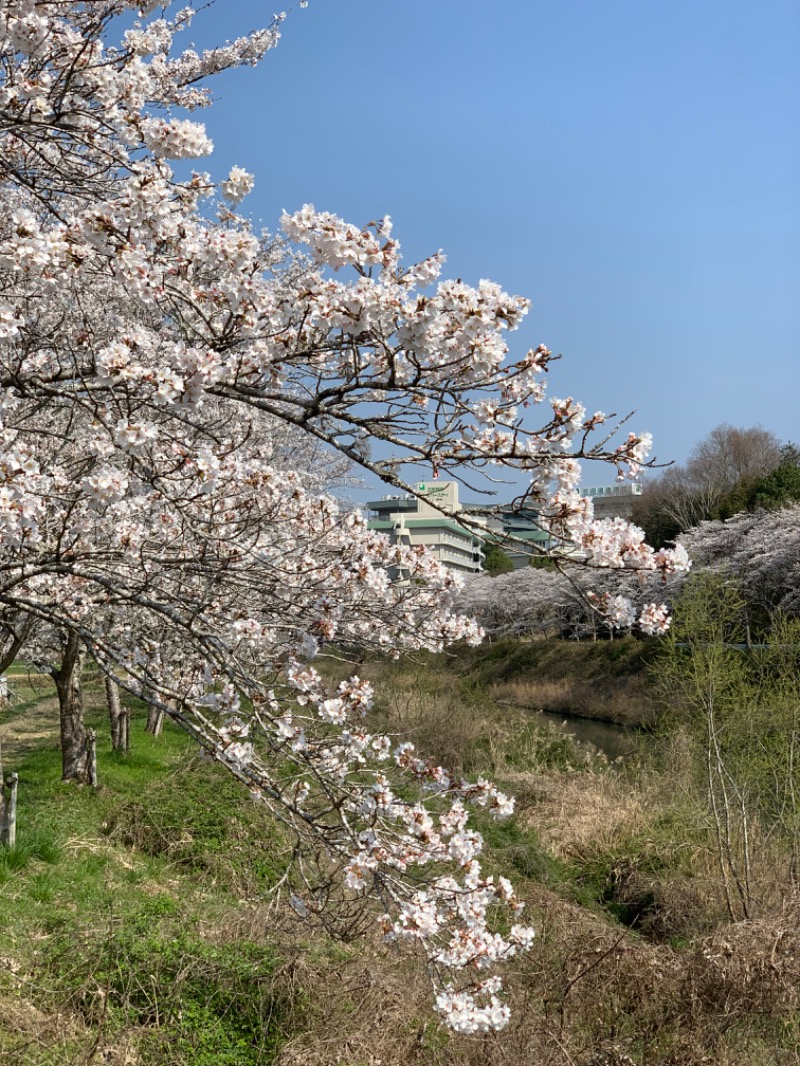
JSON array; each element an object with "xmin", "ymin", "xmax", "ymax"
[
  {"xmin": 680, "ymin": 505, "xmax": 800, "ymax": 619},
  {"xmin": 27, "ymin": 624, "xmax": 99, "ymax": 782},
  {"xmin": 633, "ymin": 424, "xmax": 783, "ymax": 546},
  {"xmin": 458, "ymin": 566, "xmax": 676, "ymax": 642},
  {"xmin": 0, "ymin": 1, "xmax": 691, "ymax": 1032}
]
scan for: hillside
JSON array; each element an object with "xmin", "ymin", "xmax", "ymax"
[{"xmin": 423, "ymin": 636, "xmax": 661, "ymax": 726}]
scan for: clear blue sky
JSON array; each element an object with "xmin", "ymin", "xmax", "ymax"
[{"xmin": 185, "ymin": 0, "xmax": 799, "ymax": 484}]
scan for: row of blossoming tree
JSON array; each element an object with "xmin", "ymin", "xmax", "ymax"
[
  {"xmin": 459, "ymin": 503, "xmax": 800, "ymax": 643},
  {"xmin": 0, "ymin": 1, "xmax": 690, "ymax": 1033}
]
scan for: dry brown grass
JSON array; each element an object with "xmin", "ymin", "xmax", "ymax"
[
  {"xmin": 490, "ymin": 673, "xmax": 656, "ymax": 727},
  {"xmin": 354, "ymin": 661, "xmax": 505, "ymax": 776},
  {"xmin": 264, "ymin": 880, "xmax": 800, "ymax": 1066},
  {"xmin": 0, "ymin": 693, "xmax": 60, "ymax": 763},
  {"xmin": 5, "ymin": 652, "xmax": 800, "ymax": 1064},
  {"xmin": 257, "ymin": 667, "xmax": 800, "ymax": 1064},
  {"xmin": 684, "ymin": 899, "xmax": 800, "ymax": 1021},
  {"xmin": 519, "ymin": 766, "xmax": 649, "ymax": 858},
  {"xmin": 0, "ymin": 672, "xmax": 111, "ymax": 764},
  {"xmin": 0, "ymin": 990, "xmax": 96, "ymax": 1066}
]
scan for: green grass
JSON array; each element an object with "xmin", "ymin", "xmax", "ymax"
[
  {"xmin": 447, "ymin": 635, "xmax": 660, "ymax": 687},
  {"xmin": 41, "ymin": 901, "xmax": 285, "ymax": 1066},
  {"xmin": 0, "ymin": 705, "xmax": 294, "ymax": 1064},
  {"xmin": 476, "ymin": 813, "xmax": 569, "ymax": 886},
  {"xmin": 3, "ymin": 657, "xmax": 800, "ymax": 1065}
]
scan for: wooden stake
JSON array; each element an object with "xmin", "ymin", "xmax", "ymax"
[{"xmin": 3, "ymin": 773, "xmax": 17, "ymax": 848}]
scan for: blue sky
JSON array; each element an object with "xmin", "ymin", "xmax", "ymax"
[{"xmin": 183, "ymin": 0, "xmax": 798, "ymax": 486}]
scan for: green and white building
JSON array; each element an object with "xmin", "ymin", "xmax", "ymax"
[
  {"xmin": 367, "ymin": 481, "xmax": 556, "ymax": 574},
  {"xmin": 366, "ymin": 481, "xmax": 485, "ymax": 574}
]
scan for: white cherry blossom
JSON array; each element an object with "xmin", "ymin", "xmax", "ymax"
[{"xmin": 0, "ymin": 1, "xmax": 690, "ymax": 1033}]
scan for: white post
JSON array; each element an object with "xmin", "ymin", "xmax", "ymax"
[
  {"xmin": 86, "ymin": 729, "xmax": 98, "ymax": 787},
  {"xmin": 4, "ymin": 774, "xmax": 17, "ymax": 848}
]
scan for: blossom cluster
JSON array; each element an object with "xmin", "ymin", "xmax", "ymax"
[{"xmin": 277, "ymin": 669, "xmax": 535, "ymax": 1032}]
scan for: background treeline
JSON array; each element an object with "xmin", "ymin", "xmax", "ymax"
[
  {"xmin": 464, "ymin": 422, "xmax": 800, "ymax": 642},
  {"xmin": 631, "ymin": 423, "xmax": 800, "ymax": 548}
]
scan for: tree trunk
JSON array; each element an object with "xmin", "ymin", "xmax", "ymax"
[
  {"xmin": 106, "ymin": 677, "xmax": 129, "ymax": 753},
  {"xmin": 0, "ymin": 612, "xmax": 34, "ymax": 674},
  {"xmin": 0, "ymin": 741, "xmax": 5, "ymax": 843},
  {"xmin": 145, "ymin": 693, "xmax": 164, "ymax": 737},
  {"xmin": 53, "ymin": 632, "xmax": 90, "ymax": 783},
  {"xmin": 86, "ymin": 729, "xmax": 97, "ymax": 788},
  {"xmin": 0, "ymin": 739, "xmax": 17, "ymax": 847},
  {"xmin": 145, "ymin": 706, "xmax": 164, "ymax": 736}
]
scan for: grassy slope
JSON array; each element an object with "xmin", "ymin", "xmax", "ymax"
[
  {"xmin": 0, "ymin": 667, "xmax": 799, "ymax": 1065},
  {"xmin": 0, "ymin": 697, "xmax": 296, "ymax": 1066},
  {"xmin": 429, "ymin": 636, "xmax": 662, "ymax": 726}
]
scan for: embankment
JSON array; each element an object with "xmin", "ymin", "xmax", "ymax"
[{"xmin": 441, "ymin": 636, "xmax": 662, "ymax": 727}]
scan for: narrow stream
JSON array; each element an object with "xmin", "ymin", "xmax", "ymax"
[{"xmin": 523, "ymin": 707, "xmax": 641, "ymax": 760}]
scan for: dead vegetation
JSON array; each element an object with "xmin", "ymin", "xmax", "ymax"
[
  {"xmin": 269, "ymin": 884, "xmax": 800, "ymax": 1066},
  {"xmin": 490, "ymin": 673, "xmax": 654, "ymax": 726},
  {"xmin": 444, "ymin": 636, "xmax": 662, "ymax": 726}
]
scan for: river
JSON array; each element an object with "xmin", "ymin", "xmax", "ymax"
[{"xmin": 524, "ymin": 707, "xmax": 641, "ymax": 761}]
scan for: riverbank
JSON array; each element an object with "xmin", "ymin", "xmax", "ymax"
[
  {"xmin": 417, "ymin": 636, "xmax": 662, "ymax": 728},
  {"xmin": 3, "ymin": 647, "xmax": 799, "ymax": 1065}
]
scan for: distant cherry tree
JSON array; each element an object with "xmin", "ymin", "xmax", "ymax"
[
  {"xmin": 458, "ymin": 566, "xmax": 674, "ymax": 641},
  {"xmin": 680, "ymin": 505, "xmax": 800, "ymax": 619}
]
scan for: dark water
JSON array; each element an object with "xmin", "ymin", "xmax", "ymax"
[{"xmin": 525, "ymin": 707, "xmax": 640, "ymax": 761}]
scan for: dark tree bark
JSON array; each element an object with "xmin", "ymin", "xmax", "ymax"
[
  {"xmin": 0, "ymin": 742, "xmax": 19, "ymax": 847},
  {"xmin": 86, "ymin": 728, "xmax": 97, "ymax": 787},
  {"xmin": 0, "ymin": 612, "xmax": 34, "ymax": 675},
  {"xmin": 52, "ymin": 631, "xmax": 91, "ymax": 783},
  {"xmin": 0, "ymin": 742, "xmax": 4, "ymax": 843},
  {"xmin": 1, "ymin": 772, "xmax": 18, "ymax": 847}
]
